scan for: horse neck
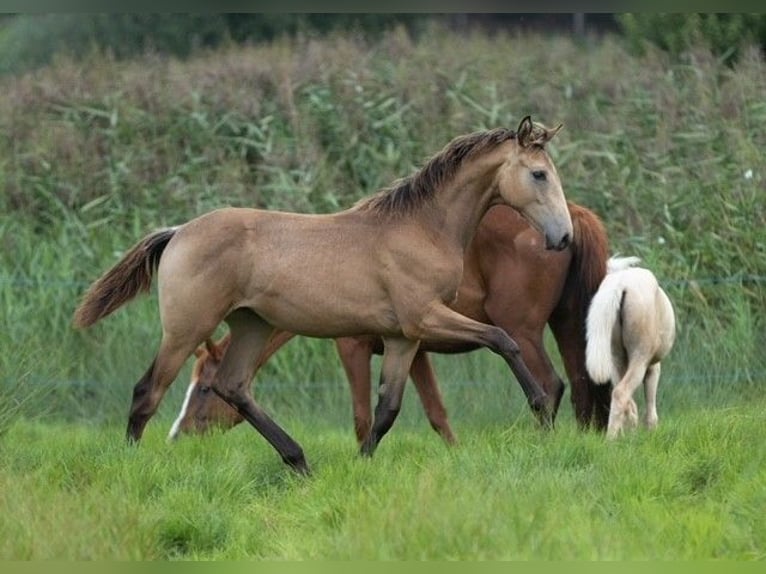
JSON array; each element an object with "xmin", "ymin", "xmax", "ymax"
[{"xmin": 422, "ymin": 160, "xmax": 502, "ymax": 251}]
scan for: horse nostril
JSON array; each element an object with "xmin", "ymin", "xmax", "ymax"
[{"xmin": 558, "ymin": 233, "xmax": 571, "ymax": 250}]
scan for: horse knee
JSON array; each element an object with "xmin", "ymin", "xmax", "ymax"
[{"xmin": 494, "ymin": 329, "xmax": 521, "ymax": 356}]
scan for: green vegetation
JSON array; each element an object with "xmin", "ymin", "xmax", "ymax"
[
  {"xmin": 1, "ymin": 403, "xmax": 763, "ymax": 559},
  {"xmin": 0, "ymin": 23, "xmax": 764, "ymax": 559},
  {"xmin": 618, "ymin": 13, "xmax": 766, "ymax": 63}
]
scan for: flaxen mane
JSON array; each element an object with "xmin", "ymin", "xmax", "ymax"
[{"xmin": 358, "ymin": 128, "xmax": 516, "ymax": 216}]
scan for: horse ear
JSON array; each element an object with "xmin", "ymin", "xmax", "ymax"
[
  {"xmin": 545, "ymin": 123, "xmax": 564, "ymax": 142},
  {"xmin": 516, "ymin": 115, "xmax": 533, "ymax": 147},
  {"xmin": 526, "ymin": 120, "xmax": 564, "ymax": 147},
  {"xmin": 210, "ymin": 333, "xmax": 232, "ymax": 362},
  {"xmin": 194, "ymin": 343, "xmax": 208, "ymax": 359}
]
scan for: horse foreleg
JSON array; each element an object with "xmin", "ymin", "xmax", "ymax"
[
  {"xmin": 548, "ymin": 309, "xmax": 611, "ymax": 430},
  {"xmin": 414, "ymin": 305, "xmax": 551, "ymax": 427},
  {"xmin": 506, "ymin": 332, "xmax": 565, "ymax": 427},
  {"xmin": 336, "ymin": 337, "xmax": 375, "ymax": 444},
  {"xmin": 408, "ymin": 350, "xmax": 457, "ymax": 444},
  {"xmin": 214, "ymin": 309, "xmax": 308, "ymax": 474},
  {"xmin": 360, "ymin": 337, "xmax": 421, "ymax": 458}
]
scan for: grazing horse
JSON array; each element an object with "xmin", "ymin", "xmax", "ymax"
[
  {"xmin": 73, "ymin": 117, "xmax": 572, "ymax": 474},
  {"xmin": 585, "ymin": 256, "xmax": 676, "ymax": 439},
  {"xmin": 168, "ymin": 202, "xmax": 611, "ymax": 443}
]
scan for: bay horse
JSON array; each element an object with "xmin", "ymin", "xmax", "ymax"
[
  {"xmin": 168, "ymin": 201, "xmax": 611, "ymax": 443},
  {"xmin": 73, "ymin": 116, "xmax": 573, "ymax": 474},
  {"xmin": 585, "ymin": 256, "xmax": 676, "ymax": 439}
]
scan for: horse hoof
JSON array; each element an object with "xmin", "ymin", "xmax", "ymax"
[{"xmin": 359, "ymin": 440, "xmax": 377, "ymax": 458}]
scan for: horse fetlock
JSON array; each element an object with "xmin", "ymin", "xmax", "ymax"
[
  {"xmin": 359, "ymin": 434, "xmax": 378, "ymax": 458},
  {"xmin": 353, "ymin": 416, "xmax": 372, "ymax": 444},
  {"xmin": 125, "ymin": 416, "xmax": 148, "ymax": 443},
  {"xmin": 530, "ymin": 395, "xmax": 554, "ymax": 429}
]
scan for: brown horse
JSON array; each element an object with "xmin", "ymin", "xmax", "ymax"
[
  {"xmin": 73, "ymin": 117, "xmax": 572, "ymax": 474},
  {"xmin": 168, "ymin": 202, "xmax": 611, "ymax": 444}
]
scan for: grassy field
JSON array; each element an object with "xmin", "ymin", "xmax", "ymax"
[
  {"xmin": 1, "ymin": 23, "xmax": 765, "ymax": 560},
  {"xmin": 1, "ymin": 397, "xmax": 764, "ymax": 560}
]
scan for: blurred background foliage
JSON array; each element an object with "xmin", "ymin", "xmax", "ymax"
[
  {"xmin": 0, "ymin": 13, "xmax": 764, "ymax": 426},
  {"xmin": 2, "ymin": 13, "xmax": 765, "ymax": 77}
]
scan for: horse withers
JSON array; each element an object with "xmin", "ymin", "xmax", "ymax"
[
  {"xmin": 585, "ymin": 256, "xmax": 676, "ymax": 439},
  {"xmin": 73, "ymin": 116, "xmax": 572, "ymax": 474},
  {"xmin": 168, "ymin": 202, "xmax": 612, "ymax": 444}
]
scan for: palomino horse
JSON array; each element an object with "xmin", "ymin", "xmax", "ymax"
[
  {"xmin": 168, "ymin": 202, "xmax": 611, "ymax": 443},
  {"xmin": 73, "ymin": 117, "xmax": 572, "ymax": 474},
  {"xmin": 585, "ymin": 256, "xmax": 676, "ymax": 439}
]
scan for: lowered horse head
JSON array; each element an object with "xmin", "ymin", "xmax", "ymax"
[{"xmin": 167, "ymin": 334, "xmax": 239, "ymax": 439}]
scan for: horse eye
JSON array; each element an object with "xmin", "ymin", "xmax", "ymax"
[
  {"xmin": 532, "ymin": 170, "xmax": 547, "ymax": 182},
  {"xmin": 199, "ymin": 386, "xmax": 211, "ymax": 394}
]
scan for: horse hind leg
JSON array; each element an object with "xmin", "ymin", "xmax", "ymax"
[
  {"xmin": 213, "ymin": 309, "xmax": 309, "ymax": 474},
  {"xmin": 335, "ymin": 337, "xmax": 375, "ymax": 445},
  {"xmin": 360, "ymin": 337, "xmax": 421, "ymax": 458},
  {"xmin": 606, "ymin": 362, "xmax": 647, "ymax": 439},
  {"xmin": 408, "ymin": 349, "xmax": 457, "ymax": 445},
  {"xmin": 643, "ymin": 363, "xmax": 661, "ymax": 430},
  {"xmin": 127, "ymin": 333, "xmax": 207, "ymax": 442}
]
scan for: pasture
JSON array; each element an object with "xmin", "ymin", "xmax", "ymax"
[{"xmin": 1, "ymin": 23, "xmax": 765, "ymax": 559}]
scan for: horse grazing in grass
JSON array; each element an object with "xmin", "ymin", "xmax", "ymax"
[
  {"xmin": 168, "ymin": 201, "xmax": 611, "ymax": 444},
  {"xmin": 585, "ymin": 256, "xmax": 676, "ymax": 439},
  {"xmin": 73, "ymin": 116, "xmax": 573, "ymax": 474}
]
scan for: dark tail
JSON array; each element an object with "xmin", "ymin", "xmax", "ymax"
[
  {"xmin": 73, "ymin": 228, "xmax": 177, "ymax": 328},
  {"xmin": 548, "ymin": 202, "xmax": 611, "ymax": 428},
  {"xmin": 561, "ymin": 201, "xmax": 609, "ymax": 315}
]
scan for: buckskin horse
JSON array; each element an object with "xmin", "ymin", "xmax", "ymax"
[
  {"xmin": 73, "ymin": 117, "xmax": 572, "ymax": 474},
  {"xmin": 168, "ymin": 201, "xmax": 611, "ymax": 444}
]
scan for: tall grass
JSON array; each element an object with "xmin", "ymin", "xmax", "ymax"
[{"xmin": 0, "ymin": 25, "xmax": 764, "ymax": 426}]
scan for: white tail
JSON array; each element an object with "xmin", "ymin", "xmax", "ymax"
[{"xmin": 585, "ymin": 278, "xmax": 624, "ymax": 384}]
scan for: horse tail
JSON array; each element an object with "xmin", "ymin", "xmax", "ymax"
[
  {"xmin": 585, "ymin": 275, "xmax": 624, "ymax": 384},
  {"xmin": 73, "ymin": 227, "xmax": 178, "ymax": 328}
]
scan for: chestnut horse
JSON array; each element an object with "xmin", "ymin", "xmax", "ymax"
[
  {"xmin": 586, "ymin": 256, "xmax": 676, "ymax": 439},
  {"xmin": 73, "ymin": 117, "xmax": 572, "ymax": 474},
  {"xmin": 169, "ymin": 201, "xmax": 611, "ymax": 443}
]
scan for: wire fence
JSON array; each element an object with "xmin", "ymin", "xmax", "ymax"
[
  {"xmin": 3, "ymin": 274, "xmax": 766, "ymax": 289},
  {"xmin": 2, "ymin": 272, "xmax": 765, "ymax": 396}
]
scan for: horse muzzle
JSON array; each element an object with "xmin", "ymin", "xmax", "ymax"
[{"xmin": 545, "ymin": 231, "xmax": 571, "ymax": 251}]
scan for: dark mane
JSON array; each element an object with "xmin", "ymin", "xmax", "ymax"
[{"xmin": 357, "ymin": 128, "xmax": 516, "ymax": 216}]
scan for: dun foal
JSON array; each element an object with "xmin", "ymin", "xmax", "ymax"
[
  {"xmin": 74, "ymin": 117, "xmax": 572, "ymax": 473},
  {"xmin": 585, "ymin": 256, "xmax": 676, "ymax": 438},
  {"xmin": 168, "ymin": 202, "xmax": 611, "ymax": 443}
]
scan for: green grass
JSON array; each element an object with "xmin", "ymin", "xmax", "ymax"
[{"xmin": 1, "ymin": 398, "xmax": 764, "ymax": 560}]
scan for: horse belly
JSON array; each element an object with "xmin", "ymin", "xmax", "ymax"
[{"xmin": 245, "ymin": 277, "xmax": 401, "ymax": 339}]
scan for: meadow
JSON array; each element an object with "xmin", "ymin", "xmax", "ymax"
[{"xmin": 0, "ymin": 24, "xmax": 765, "ymax": 559}]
